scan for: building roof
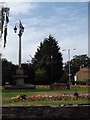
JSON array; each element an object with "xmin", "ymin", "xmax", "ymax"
[{"xmin": 80, "ymin": 68, "xmax": 89, "ymax": 72}]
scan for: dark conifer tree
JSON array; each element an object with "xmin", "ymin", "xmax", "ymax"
[{"xmin": 33, "ymin": 35, "xmax": 63, "ymax": 84}]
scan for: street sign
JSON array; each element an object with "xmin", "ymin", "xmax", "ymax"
[{"xmin": 68, "ymin": 74, "xmax": 72, "ymax": 76}]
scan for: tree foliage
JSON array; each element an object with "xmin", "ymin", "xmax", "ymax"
[
  {"xmin": 2, "ymin": 58, "xmax": 16, "ymax": 85},
  {"xmin": 21, "ymin": 63, "xmax": 35, "ymax": 84},
  {"xmin": 64, "ymin": 54, "xmax": 90, "ymax": 80},
  {"xmin": 2, "ymin": 59, "xmax": 35, "ymax": 85},
  {"xmin": 33, "ymin": 35, "xmax": 63, "ymax": 84},
  {"xmin": 35, "ymin": 68, "xmax": 48, "ymax": 85}
]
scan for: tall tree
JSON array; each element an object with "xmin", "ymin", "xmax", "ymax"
[{"xmin": 33, "ymin": 35, "xmax": 63, "ymax": 84}]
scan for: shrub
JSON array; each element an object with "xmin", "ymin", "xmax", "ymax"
[{"xmin": 35, "ymin": 68, "xmax": 48, "ymax": 85}]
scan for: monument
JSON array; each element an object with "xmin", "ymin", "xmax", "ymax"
[
  {"xmin": 5, "ymin": 20, "xmax": 35, "ymax": 89},
  {"xmin": 13, "ymin": 20, "xmax": 26, "ymax": 86}
]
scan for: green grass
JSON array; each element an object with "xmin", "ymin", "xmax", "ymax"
[
  {"xmin": 2, "ymin": 99, "xmax": 89, "ymax": 106},
  {"xmin": 2, "ymin": 87, "xmax": 89, "ymax": 98},
  {"xmin": 2, "ymin": 86, "xmax": 90, "ymax": 106}
]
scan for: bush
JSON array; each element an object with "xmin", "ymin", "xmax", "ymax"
[
  {"xmin": 57, "ymin": 71, "xmax": 68, "ymax": 84},
  {"xmin": 35, "ymin": 68, "xmax": 48, "ymax": 85},
  {"xmin": 75, "ymin": 81, "xmax": 86, "ymax": 85}
]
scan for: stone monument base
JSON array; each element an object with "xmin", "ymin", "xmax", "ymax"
[
  {"xmin": 15, "ymin": 67, "xmax": 24, "ymax": 86},
  {"xmin": 5, "ymin": 67, "xmax": 36, "ymax": 89}
]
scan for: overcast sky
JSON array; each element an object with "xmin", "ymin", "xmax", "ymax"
[{"xmin": 0, "ymin": 1, "xmax": 88, "ymax": 65}]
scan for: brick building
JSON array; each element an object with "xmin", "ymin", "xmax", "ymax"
[{"xmin": 75, "ymin": 68, "xmax": 90, "ymax": 83}]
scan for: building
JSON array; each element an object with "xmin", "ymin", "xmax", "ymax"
[{"xmin": 75, "ymin": 67, "xmax": 90, "ymax": 83}]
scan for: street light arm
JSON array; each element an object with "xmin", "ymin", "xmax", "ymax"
[{"xmin": 14, "ymin": 20, "xmax": 24, "ymax": 35}]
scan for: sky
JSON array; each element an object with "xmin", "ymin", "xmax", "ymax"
[
  {"xmin": 0, "ymin": 1, "xmax": 88, "ymax": 65},
  {"xmin": 0, "ymin": 0, "xmax": 90, "ymax": 2}
]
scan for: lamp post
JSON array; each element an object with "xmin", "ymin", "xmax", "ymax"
[
  {"xmin": 62, "ymin": 49, "xmax": 76, "ymax": 87},
  {"xmin": 13, "ymin": 20, "xmax": 25, "ymax": 86},
  {"xmin": 14, "ymin": 20, "xmax": 24, "ymax": 68}
]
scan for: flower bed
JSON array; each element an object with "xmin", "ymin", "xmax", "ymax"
[
  {"xmin": 36, "ymin": 85, "xmax": 50, "ymax": 89},
  {"xmin": 70, "ymin": 85, "xmax": 90, "ymax": 88},
  {"xmin": 2, "ymin": 93, "xmax": 90, "ymax": 104}
]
